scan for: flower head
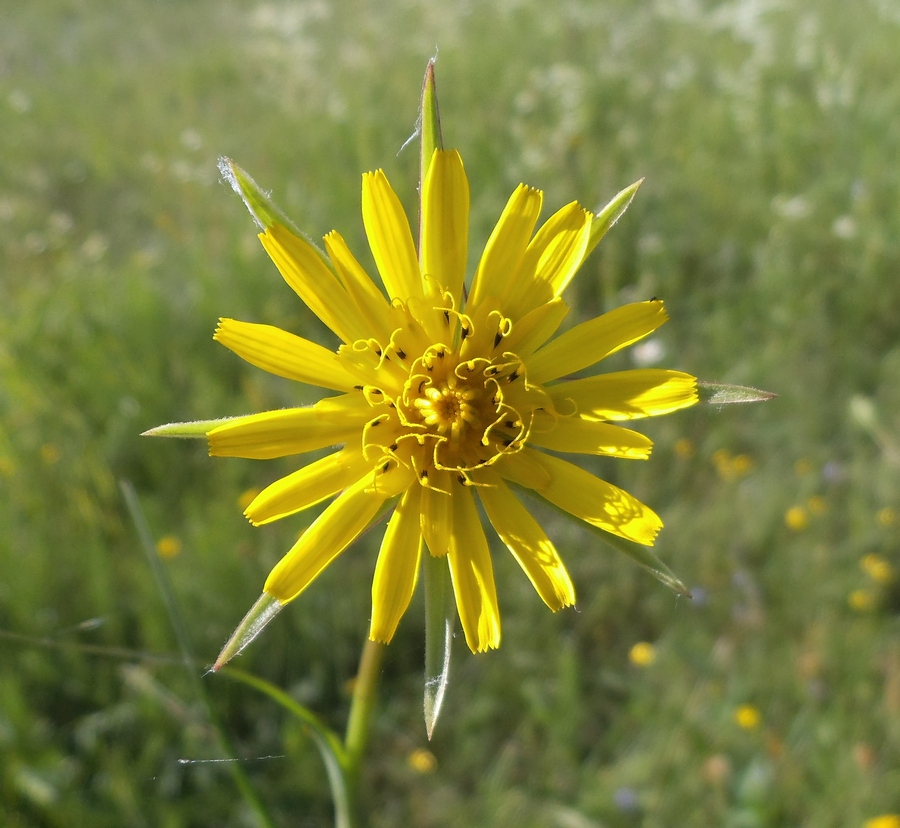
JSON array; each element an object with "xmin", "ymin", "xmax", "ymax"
[{"xmin": 200, "ymin": 149, "xmax": 697, "ymax": 656}]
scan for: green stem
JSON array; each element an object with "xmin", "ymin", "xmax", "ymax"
[{"xmin": 342, "ymin": 637, "xmax": 386, "ymax": 825}]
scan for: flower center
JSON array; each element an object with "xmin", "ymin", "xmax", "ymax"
[
  {"xmin": 414, "ymin": 376, "xmax": 480, "ymax": 438},
  {"xmin": 351, "ymin": 303, "xmax": 547, "ymax": 488}
]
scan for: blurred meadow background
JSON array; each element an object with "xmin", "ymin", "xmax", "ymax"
[{"xmin": 2, "ymin": 0, "xmax": 900, "ymax": 825}]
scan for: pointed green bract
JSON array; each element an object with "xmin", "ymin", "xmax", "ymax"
[
  {"xmin": 590, "ymin": 528, "xmax": 691, "ymax": 597},
  {"xmin": 512, "ymin": 483, "xmax": 690, "ymax": 597},
  {"xmin": 423, "ymin": 552, "xmax": 454, "ymax": 740},
  {"xmin": 141, "ymin": 418, "xmax": 241, "ymax": 438},
  {"xmin": 420, "ymin": 60, "xmax": 443, "ymax": 191},
  {"xmin": 218, "ymin": 157, "xmax": 297, "ymax": 232},
  {"xmin": 419, "ymin": 59, "xmax": 454, "ymax": 740},
  {"xmin": 698, "ymin": 382, "xmax": 777, "ymax": 405},
  {"xmin": 584, "ymin": 179, "xmax": 643, "ymax": 260},
  {"xmin": 213, "ymin": 593, "xmax": 283, "ymax": 671}
]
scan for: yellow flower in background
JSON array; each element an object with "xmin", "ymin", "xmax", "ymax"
[
  {"xmin": 153, "ymin": 150, "xmax": 697, "ymax": 656},
  {"xmin": 877, "ymin": 507, "xmax": 896, "ymax": 527},
  {"xmin": 861, "ymin": 553, "xmax": 894, "ymax": 584},
  {"xmin": 864, "ymin": 816, "xmax": 900, "ymax": 828},
  {"xmin": 629, "ymin": 641, "xmax": 657, "ymax": 667},
  {"xmin": 734, "ymin": 704, "xmax": 762, "ymax": 730},
  {"xmin": 807, "ymin": 495, "xmax": 827, "ymax": 515},
  {"xmin": 848, "ymin": 589, "xmax": 876, "ymax": 612},
  {"xmin": 156, "ymin": 535, "xmax": 183, "ymax": 559},
  {"xmin": 407, "ymin": 748, "xmax": 437, "ymax": 774},
  {"xmin": 784, "ymin": 505, "xmax": 809, "ymax": 531}
]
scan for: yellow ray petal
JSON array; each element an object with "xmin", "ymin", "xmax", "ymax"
[
  {"xmin": 501, "ymin": 297, "xmax": 569, "ymax": 358},
  {"xmin": 477, "ymin": 474, "xmax": 575, "ymax": 611},
  {"xmin": 264, "ymin": 474, "xmax": 388, "ymax": 603},
  {"xmin": 369, "ymin": 485, "xmax": 423, "ymax": 643},
  {"xmin": 361, "ymin": 169, "xmax": 422, "ymax": 301},
  {"xmin": 244, "ymin": 448, "xmax": 372, "ymax": 525},
  {"xmin": 324, "ymin": 230, "xmax": 393, "ymax": 342},
  {"xmin": 421, "ymin": 149, "xmax": 469, "ymax": 303},
  {"xmin": 509, "ymin": 449, "xmax": 662, "ymax": 545},
  {"xmin": 529, "ymin": 415, "xmax": 653, "ymax": 459},
  {"xmin": 447, "ymin": 483, "xmax": 501, "ymax": 652},
  {"xmin": 420, "ymin": 481, "xmax": 453, "ymax": 557},
  {"xmin": 508, "ymin": 201, "xmax": 592, "ymax": 318},
  {"xmin": 493, "ymin": 448, "xmax": 552, "ymax": 490},
  {"xmin": 548, "ymin": 369, "xmax": 698, "ymax": 421},
  {"xmin": 468, "ymin": 184, "xmax": 543, "ymax": 308},
  {"xmin": 214, "ymin": 318, "xmax": 359, "ymax": 391},
  {"xmin": 527, "ymin": 300, "xmax": 669, "ymax": 384},
  {"xmin": 207, "ymin": 395, "xmax": 372, "ymax": 459},
  {"xmin": 260, "ymin": 224, "xmax": 369, "ymax": 343}
]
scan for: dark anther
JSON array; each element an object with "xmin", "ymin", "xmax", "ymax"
[
  {"xmin": 649, "ymin": 295, "xmax": 658, "ymax": 302},
  {"xmin": 443, "ymin": 309, "xmax": 451, "ymax": 323},
  {"xmin": 374, "ymin": 346, "xmax": 383, "ymax": 357},
  {"xmin": 371, "ymin": 420, "xmax": 381, "ymax": 427},
  {"xmin": 502, "ymin": 437, "xmax": 514, "ymax": 447},
  {"xmin": 504, "ymin": 420, "xmax": 516, "ymax": 428},
  {"xmin": 437, "ymin": 349, "xmax": 445, "ymax": 359},
  {"xmin": 354, "ymin": 384, "xmax": 364, "ymax": 391},
  {"xmin": 396, "ymin": 347, "xmax": 406, "ymax": 360},
  {"xmin": 493, "ymin": 331, "xmax": 503, "ymax": 348},
  {"xmin": 389, "ymin": 443, "xmax": 398, "ymax": 451},
  {"xmin": 417, "ymin": 379, "xmax": 427, "ymax": 394},
  {"xmin": 388, "ymin": 402, "xmax": 396, "ymax": 409},
  {"xmin": 507, "ymin": 369, "xmax": 520, "ymax": 382},
  {"xmin": 382, "ymin": 461, "xmax": 391, "ymax": 472},
  {"xmin": 371, "ymin": 388, "xmax": 383, "ymax": 395},
  {"xmin": 457, "ymin": 474, "xmax": 467, "ymax": 485},
  {"xmin": 420, "ymin": 469, "xmax": 429, "ymax": 479},
  {"xmin": 461, "ymin": 324, "xmax": 470, "ymax": 340}
]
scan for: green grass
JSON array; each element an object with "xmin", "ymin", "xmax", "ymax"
[{"xmin": 2, "ymin": 0, "xmax": 900, "ymax": 825}]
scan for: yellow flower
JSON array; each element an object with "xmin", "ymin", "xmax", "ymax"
[
  {"xmin": 807, "ymin": 495, "xmax": 827, "ymax": 515},
  {"xmin": 629, "ymin": 641, "xmax": 656, "ymax": 666},
  {"xmin": 784, "ymin": 505, "xmax": 809, "ymax": 531},
  {"xmin": 849, "ymin": 589, "xmax": 876, "ymax": 612},
  {"xmin": 238, "ymin": 487, "xmax": 261, "ymax": 512},
  {"xmin": 407, "ymin": 748, "xmax": 437, "ymax": 774},
  {"xmin": 162, "ymin": 151, "xmax": 697, "ymax": 655},
  {"xmin": 157, "ymin": 535, "xmax": 182, "ymax": 559},
  {"xmin": 877, "ymin": 507, "xmax": 896, "ymax": 527},
  {"xmin": 734, "ymin": 704, "xmax": 761, "ymax": 730},
  {"xmin": 864, "ymin": 816, "xmax": 900, "ymax": 828},
  {"xmin": 674, "ymin": 437, "xmax": 694, "ymax": 458},
  {"xmin": 861, "ymin": 553, "xmax": 894, "ymax": 584}
]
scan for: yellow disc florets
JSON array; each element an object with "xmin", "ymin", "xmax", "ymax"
[{"xmin": 351, "ymin": 300, "xmax": 546, "ymax": 489}]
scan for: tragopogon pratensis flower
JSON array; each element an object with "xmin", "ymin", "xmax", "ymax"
[{"xmin": 149, "ymin": 149, "xmax": 697, "ymax": 659}]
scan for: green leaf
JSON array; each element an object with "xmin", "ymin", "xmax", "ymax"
[
  {"xmin": 423, "ymin": 552, "xmax": 454, "ymax": 740},
  {"xmin": 213, "ymin": 593, "xmax": 283, "ymax": 671},
  {"xmin": 584, "ymin": 179, "xmax": 643, "ymax": 260},
  {"xmin": 141, "ymin": 417, "xmax": 240, "ymax": 438},
  {"xmin": 218, "ymin": 157, "xmax": 298, "ymax": 232},
  {"xmin": 698, "ymin": 382, "xmax": 777, "ymax": 405},
  {"xmin": 221, "ymin": 667, "xmax": 352, "ymax": 828}
]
